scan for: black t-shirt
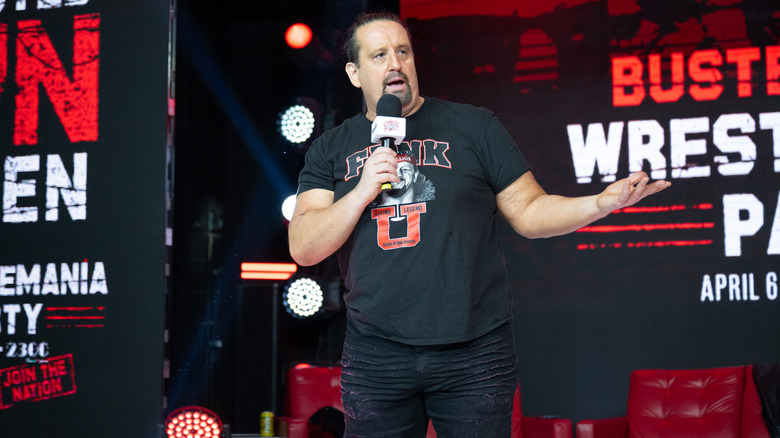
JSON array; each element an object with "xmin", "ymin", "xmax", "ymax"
[{"xmin": 297, "ymin": 97, "xmax": 530, "ymax": 345}]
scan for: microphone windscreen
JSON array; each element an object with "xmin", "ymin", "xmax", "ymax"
[{"xmin": 376, "ymin": 94, "xmax": 402, "ymax": 118}]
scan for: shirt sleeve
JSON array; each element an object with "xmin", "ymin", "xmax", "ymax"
[
  {"xmin": 296, "ymin": 138, "xmax": 335, "ymax": 195},
  {"xmin": 481, "ymin": 114, "xmax": 531, "ymax": 194}
]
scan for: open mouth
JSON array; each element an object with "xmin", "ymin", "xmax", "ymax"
[{"xmin": 385, "ymin": 75, "xmax": 407, "ymax": 91}]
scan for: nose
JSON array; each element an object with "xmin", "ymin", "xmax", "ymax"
[{"xmin": 388, "ymin": 51, "xmax": 401, "ymax": 71}]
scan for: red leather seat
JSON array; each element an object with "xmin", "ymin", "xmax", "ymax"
[
  {"xmin": 278, "ymin": 364, "xmax": 572, "ymax": 438},
  {"xmin": 278, "ymin": 365, "xmax": 343, "ymax": 438},
  {"xmin": 576, "ymin": 365, "xmax": 770, "ymax": 438}
]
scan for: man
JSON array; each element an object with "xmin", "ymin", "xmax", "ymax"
[{"xmin": 288, "ymin": 12, "xmax": 670, "ymax": 438}]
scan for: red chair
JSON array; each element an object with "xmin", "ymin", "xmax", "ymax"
[
  {"xmin": 278, "ymin": 365, "xmax": 343, "ymax": 438},
  {"xmin": 278, "ymin": 364, "xmax": 572, "ymax": 438},
  {"xmin": 575, "ymin": 365, "xmax": 770, "ymax": 438}
]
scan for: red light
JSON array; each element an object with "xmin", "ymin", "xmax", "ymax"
[
  {"xmin": 285, "ymin": 23, "xmax": 312, "ymax": 49},
  {"xmin": 578, "ymin": 222, "xmax": 715, "ymax": 233},
  {"xmin": 165, "ymin": 407, "xmax": 222, "ymax": 438},
  {"xmin": 241, "ymin": 262, "xmax": 298, "ymax": 281}
]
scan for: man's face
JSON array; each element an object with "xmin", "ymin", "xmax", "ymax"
[
  {"xmin": 345, "ymin": 20, "xmax": 422, "ymax": 119},
  {"xmin": 390, "ymin": 161, "xmax": 418, "ymax": 194}
]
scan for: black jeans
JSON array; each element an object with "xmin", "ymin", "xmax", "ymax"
[{"xmin": 340, "ymin": 323, "xmax": 518, "ymax": 438}]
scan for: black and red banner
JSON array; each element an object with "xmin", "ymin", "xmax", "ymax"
[
  {"xmin": 402, "ymin": 0, "xmax": 780, "ymax": 423},
  {"xmin": 0, "ymin": 0, "xmax": 170, "ymax": 436}
]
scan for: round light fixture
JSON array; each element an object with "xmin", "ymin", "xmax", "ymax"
[
  {"xmin": 281, "ymin": 194, "xmax": 297, "ymax": 221},
  {"xmin": 285, "ymin": 23, "xmax": 313, "ymax": 49},
  {"xmin": 165, "ymin": 406, "xmax": 222, "ymax": 438},
  {"xmin": 283, "ymin": 277, "xmax": 324, "ymax": 318},
  {"xmin": 278, "ymin": 104, "xmax": 316, "ymax": 144}
]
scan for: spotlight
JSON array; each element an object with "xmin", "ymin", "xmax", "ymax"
[
  {"xmin": 283, "ymin": 276, "xmax": 343, "ymax": 319},
  {"xmin": 283, "ymin": 277, "xmax": 323, "ymax": 318},
  {"xmin": 278, "ymin": 97, "xmax": 321, "ymax": 149},
  {"xmin": 285, "ymin": 23, "xmax": 313, "ymax": 49},
  {"xmin": 278, "ymin": 104, "xmax": 315, "ymax": 144},
  {"xmin": 281, "ymin": 194, "xmax": 296, "ymax": 222},
  {"xmin": 164, "ymin": 406, "xmax": 223, "ymax": 438}
]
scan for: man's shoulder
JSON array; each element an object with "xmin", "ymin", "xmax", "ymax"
[
  {"xmin": 315, "ymin": 112, "xmax": 369, "ymax": 144},
  {"xmin": 423, "ymin": 97, "xmax": 494, "ymax": 118}
]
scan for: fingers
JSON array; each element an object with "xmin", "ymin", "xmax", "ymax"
[
  {"xmin": 630, "ymin": 174, "xmax": 649, "ymax": 198},
  {"xmin": 601, "ymin": 172, "xmax": 671, "ymax": 213},
  {"xmin": 628, "ymin": 172, "xmax": 672, "ymax": 196},
  {"xmin": 628, "ymin": 172, "xmax": 650, "ymax": 189},
  {"xmin": 642, "ymin": 179, "xmax": 672, "ymax": 196},
  {"xmin": 371, "ymin": 148, "xmax": 399, "ymax": 183},
  {"xmin": 353, "ymin": 149, "xmax": 399, "ymax": 204},
  {"xmin": 624, "ymin": 173, "xmax": 671, "ymax": 205}
]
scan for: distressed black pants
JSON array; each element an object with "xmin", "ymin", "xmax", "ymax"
[{"xmin": 340, "ymin": 323, "xmax": 518, "ymax": 438}]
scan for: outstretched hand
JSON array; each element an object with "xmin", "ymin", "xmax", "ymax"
[{"xmin": 596, "ymin": 171, "xmax": 671, "ymax": 213}]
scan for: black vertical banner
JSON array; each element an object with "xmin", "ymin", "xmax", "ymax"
[
  {"xmin": 402, "ymin": 0, "xmax": 780, "ymax": 423},
  {"xmin": 0, "ymin": 1, "xmax": 170, "ymax": 437}
]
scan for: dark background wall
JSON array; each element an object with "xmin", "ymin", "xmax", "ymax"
[
  {"xmin": 402, "ymin": 0, "xmax": 780, "ymax": 424},
  {"xmin": 169, "ymin": 0, "xmax": 780, "ymax": 432},
  {"xmin": 169, "ymin": 0, "xmax": 395, "ymax": 432}
]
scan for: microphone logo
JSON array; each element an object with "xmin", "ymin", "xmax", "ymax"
[{"xmin": 383, "ymin": 120, "xmax": 400, "ymax": 132}]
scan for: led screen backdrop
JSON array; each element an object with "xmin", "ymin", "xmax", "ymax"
[
  {"xmin": 0, "ymin": 0, "xmax": 170, "ymax": 436},
  {"xmin": 402, "ymin": 0, "xmax": 780, "ymax": 422}
]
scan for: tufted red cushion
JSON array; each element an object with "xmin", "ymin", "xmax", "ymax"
[
  {"xmin": 626, "ymin": 366, "xmax": 744, "ymax": 438},
  {"xmin": 741, "ymin": 365, "xmax": 771, "ymax": 438}
]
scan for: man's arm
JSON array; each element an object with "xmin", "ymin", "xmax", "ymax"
[
  {"xmin": 496, "ymin": 171, "xmax": 671, "ymax": 239},
  {"xmin": 289, "ymin": 146, "xmax": 400, "ymax": 266}
]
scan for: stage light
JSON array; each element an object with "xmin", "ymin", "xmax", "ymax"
[
  {"xmin": 281, "ymin": 194, "xmax": 296, "ymax": 221},
  {"xmin": 165, "ymin": 406, "xmax": 222, "ymax": 438},
  {"xmin": 278, "ymin": 97, "xmax": 321, "ymax": 150},
  {"xmin": 283, "ymin": 277, "xmax": 324, "ymax": 318},
  {"xmin": 240, "ymin": 262, "xmax": 298, "ymax": 281},
  {"xmin": 278, "ymin": 104, "xmax": 316, "ymax": 144},
  {"xmin": 282, "ymin": 276, "xmax": 343, "ymax": 319},
  {"xmin": 285, "ymin": 23, "xmax": 313, "ymax": 49}
]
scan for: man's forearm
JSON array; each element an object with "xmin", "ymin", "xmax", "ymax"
[
  {"xmin": 514, "ymin": 193, "xmax": 607, "ymax": 239},
  {"xmin": 288, "ymin": 189, "xmax": 369, "ymax": 266},
  {"xmin": 498, "ymin": 171, "xmax": 669, "ymax": 239}
]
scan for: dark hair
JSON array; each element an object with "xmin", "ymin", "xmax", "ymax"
[{"xmin": 341, "ymin": 12, "xmax": 412, "ymax": 66}]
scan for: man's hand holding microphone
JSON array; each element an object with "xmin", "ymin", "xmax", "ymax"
[{"xmin": 353, "ymin": 94, "xmax": 408, "ymax": 206}]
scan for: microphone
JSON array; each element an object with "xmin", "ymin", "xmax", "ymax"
[{"xmin": 371, "ymin": 94, "xmax": 406, "ymax": 190}]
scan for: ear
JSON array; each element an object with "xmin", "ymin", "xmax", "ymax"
[{"xmin": 345, "ymin": 62, "xmax": 361, "ymax": 88}]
